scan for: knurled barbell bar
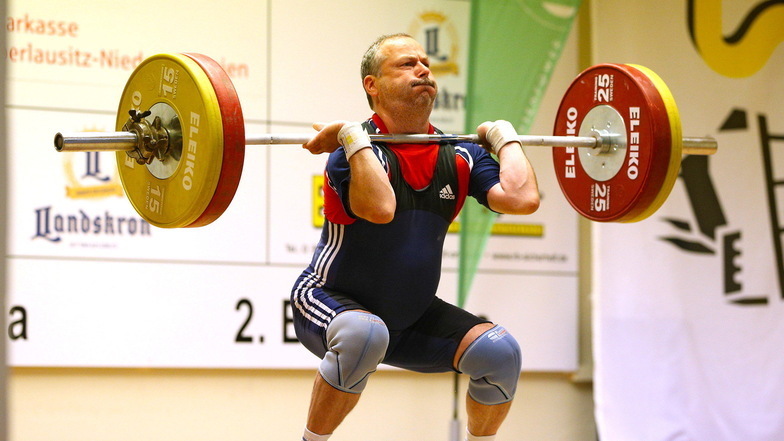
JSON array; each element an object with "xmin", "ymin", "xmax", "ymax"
[
  {"xmin": 55, "ymin": 130, "xmax": 717, "ymax": 153},
  {"xmin": 53, "ymin": 53, "xmax": 717, "ymax": 227}
]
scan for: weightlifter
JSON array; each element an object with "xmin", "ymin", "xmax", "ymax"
[{"xmin": 292, "ymin": 33, "xmax": 540, "ymax": 441}]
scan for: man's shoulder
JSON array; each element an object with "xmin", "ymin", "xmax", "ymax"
[{"xmin": 453, "ymin": 141, "xmax": 488, "ymax": 161}]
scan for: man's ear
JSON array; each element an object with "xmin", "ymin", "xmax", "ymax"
[{"xmin": 363, "ymin": 75, "xmax": 378, "ymax": 99}]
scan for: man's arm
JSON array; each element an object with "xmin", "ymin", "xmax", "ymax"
[
  {"xmin": 477, "ymin": 121, "xmax": 540, "ymax": 215},
  {"xmin": 303, "ymin": 121, "xmax": 396, "ymax": 224}
]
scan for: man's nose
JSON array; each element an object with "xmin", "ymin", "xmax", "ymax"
[{"xmin": 416, "ymin": 61, "xmax": 431, "ymax": 77}]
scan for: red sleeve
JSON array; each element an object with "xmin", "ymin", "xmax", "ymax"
[{"xmin": 322, "ymin": 170, "xmax": 355, "ymax": 225}]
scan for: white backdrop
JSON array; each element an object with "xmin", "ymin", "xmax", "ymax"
[
  {"xmin": 592, "ymin": 1, "xmax": 784, "ymax": 440},
  {"xmin": 5, "ymin": 0, "xmax": 581, "ymax": 371}
]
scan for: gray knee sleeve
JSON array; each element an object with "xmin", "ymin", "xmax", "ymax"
[
  {"xmin": 319, "ymin": 311, "xmax": 389, "ymax": 394},
  {"xmin": 458, "ymin": 325, "xmax": 522, "ymax": 405}
]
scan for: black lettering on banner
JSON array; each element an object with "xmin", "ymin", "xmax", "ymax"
[
  {"xmin": 235, "ymin": 298, "xmax": 263, "ymax": 343},
  {"xmin": 723, "ymin": 232, "xmax": 743, "ymax": 294},
  {"xmin": 283, "ymin": 300, "xmax": 299, "ymax": 343},
  {"xmin": 8, "ymin": 306, "xmax": 28, "ymax": 340},
  {"xmin": 83, "ymin": 152, "xmax": 110, "ymax": 182},
  {"xmin": 424, "ymin": 27, "xmax": 447, "ymax": 62},
  {"xmin": 33, "ymin": 207, "xmax": 152, "ymax": 241},
  {"xmin": 425, "ymin": 28, "xmax": 439, "ymax": 57}
]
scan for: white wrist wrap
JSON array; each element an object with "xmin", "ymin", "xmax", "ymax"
[
  {"xmin": 338, "ymin": 122, "xmax": 372, "ymax": 160},
  {"xmin": 486, "ymin": 120, "xmax": 521, "ymax": 155}
]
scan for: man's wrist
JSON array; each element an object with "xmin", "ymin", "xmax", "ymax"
[
  {"xmin": 338, "ymin": 122, "xmax": 372, "ymax": 160},
  {"xmin": 486, "ymin": 120, "xmax": 522, "ymax": 155}
]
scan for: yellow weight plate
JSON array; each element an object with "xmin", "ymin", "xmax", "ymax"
[
  {"xmin": 622, "ymin": 64, "xmax": 683, "ymax": 223},
  {"xmin": 115, "ymin": 53, "xmax": 224, "ymax": 228}
]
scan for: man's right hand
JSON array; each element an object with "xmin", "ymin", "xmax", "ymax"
[
  {"xmin": 302, "ymin": 120, "xmax": 349, "ymax": 155},
  {"xmin": 477, "ymin": 120, "xmax": 523, "ymax": 155}
]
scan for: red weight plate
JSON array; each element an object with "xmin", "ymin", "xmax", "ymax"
[
  {"xmin": 552, "ymin": 64, "xmax": 673, "ymax": 222},
  {"xmin": 601, "ymin": 64, "xmax": 675, "ymax": 222},
  {"xmin": 182, "ymin": 52, "xmax": 246, "ymax": 227}
]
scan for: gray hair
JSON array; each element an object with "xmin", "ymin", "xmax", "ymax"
[{"xmin": 360, "ymin": 33, "xmax": 413, "ymax": 109}]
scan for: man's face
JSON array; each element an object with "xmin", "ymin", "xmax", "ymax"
[{"xmin": 366, "ymin": 37, "xmax": 438, "ymax": 113}]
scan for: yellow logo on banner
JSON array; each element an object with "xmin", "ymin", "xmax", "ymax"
[
  {"xmin": 313, "ymin": 174, "xmax": 325, "ymax": 228},
  {"xmin": 690, "ymin": 0, "xmax": 784, "ymax": 77},
  {"xmin": 62, "ymin": 127, "xmax": 124, "ymax": 199},
  {"xmin": 447, "ymin": 221, "xmax": 544, "ymax": 237},
  {"xmin": 409, "ymin": 11, "xmax": 460, "ymax": 76}
]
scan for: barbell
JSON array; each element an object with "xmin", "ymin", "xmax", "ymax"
[{"xmin": 53, "ymin": 52, "xmax": 717, "ymax": 227}]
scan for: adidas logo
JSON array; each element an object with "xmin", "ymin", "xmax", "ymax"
[{"xmin": 439, "ymin": 184, "xmax": 455, "ymax": 200}]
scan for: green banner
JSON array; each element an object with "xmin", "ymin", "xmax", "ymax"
[{"xmin": 458, "ymin": 0, "xmax": 582, "ymax": 308}]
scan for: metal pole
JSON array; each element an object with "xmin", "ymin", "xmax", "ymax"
[
  {"xmin": 55, "ymin": 131, "xmax": 719, "ymax": 155},
  {"xmin": 54, "ymin": 132, "xmax": 138, "ymax": 152}
]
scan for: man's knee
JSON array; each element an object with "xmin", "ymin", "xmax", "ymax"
[
  {"xmin": 319, "ymin": 310, "xmax": 389, "ymax": 393},
  {"xmin": 457, "ymin": 325, "xmax": 522, "ymax": 405}
]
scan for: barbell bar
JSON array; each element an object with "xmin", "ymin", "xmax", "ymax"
[
  {"xmin": 54, "ymin": 131, "xmax": 717, "ymax": 154},
  {"xmin": 52, "ymin": 52, "xmax": 718, "ymax": 227}
]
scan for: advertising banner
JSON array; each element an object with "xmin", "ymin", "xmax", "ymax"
[
  {"xmin": 5, "ymin": 0, "xmax": 580, "ymax": 371},
  {"xmin": 592, "ymin": 1, "xmax": 784, "ymax": 439}
]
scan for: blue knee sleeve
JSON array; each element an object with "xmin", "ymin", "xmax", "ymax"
[
  {"xmin": 319, "ymin": 311, "xmax": 389, "ymax": 394},
  {"xmin": 458, "ymin": 325, "xmax": 522, "ymax": 405}
]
